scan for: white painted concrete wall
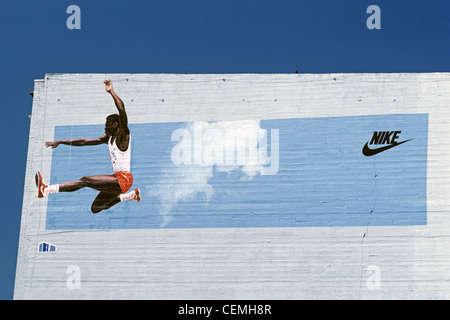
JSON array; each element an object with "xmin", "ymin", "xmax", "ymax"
[{"xmin": 14, "ymin": 73, "xmax": 450, "ymax": 299}]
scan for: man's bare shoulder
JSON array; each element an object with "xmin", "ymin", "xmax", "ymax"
[{"xmin": 98, "ymin": 134, "xmax": 109, "ymax": 143}]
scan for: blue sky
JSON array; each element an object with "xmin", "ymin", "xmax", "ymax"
[{"xmin": 0, "ymin": 0, "xmax": 448, "ymax": 300}]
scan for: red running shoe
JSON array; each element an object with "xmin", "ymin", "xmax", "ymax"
[
  {"xmin": 35, "ymin": 172, "xmax": 47, "ymax": 198},
  {"xmin": 132, "ymin": 188, "xmax": 141, "ymax": 202}
]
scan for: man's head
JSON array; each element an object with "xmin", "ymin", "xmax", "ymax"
[{"xmin": 105, "ymin": 114, "xmax": 119, "ymax": 135}]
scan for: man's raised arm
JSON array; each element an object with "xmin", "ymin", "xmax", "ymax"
[{"xmin": 104, "ymin": 79, "xmax": 129, "ymax": 134}]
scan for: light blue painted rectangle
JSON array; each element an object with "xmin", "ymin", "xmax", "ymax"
[{"xmin": 45, "ymin": 113, "xmax": 428, "ymax": 229}]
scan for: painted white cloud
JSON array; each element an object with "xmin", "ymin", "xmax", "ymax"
[{"xmin": 148, "ymin": 120, "xmax": 279, "ymax": 227}]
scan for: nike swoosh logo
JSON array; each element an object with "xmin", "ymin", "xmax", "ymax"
[{"xmin": 362, "ymin": 139, "xmax": 413, "ymax": 156}]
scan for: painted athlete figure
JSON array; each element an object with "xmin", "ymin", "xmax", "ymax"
[{"xmin": 36, "ymin": 80, "xmax": 140, "ymax": 213}]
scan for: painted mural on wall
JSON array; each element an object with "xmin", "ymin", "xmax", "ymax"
[{"xmin": 37, "ymin": 81, "xmax": 428, "ymax": 230}]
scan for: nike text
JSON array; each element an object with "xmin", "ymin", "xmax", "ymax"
[
  {"xmin": 370, "ymin": 131, "xmax": 401, "ymax": 145},
  {"xmin": 362, "ymin": 131, "xmax": 412, "ymax": 156}
]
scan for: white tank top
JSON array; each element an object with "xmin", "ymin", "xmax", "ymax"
[{"xmin": 108, "ymin": 135, "xmax": 131, "ymax": 173}]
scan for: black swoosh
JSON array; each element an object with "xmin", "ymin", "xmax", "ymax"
[{"xmin": 362, "ymin": 139, "xmax": 413, "ymax": 156}]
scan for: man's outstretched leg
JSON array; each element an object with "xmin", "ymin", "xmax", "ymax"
[
  {"xmin": 36, "ymin": 171, "xmax": 121, "ymax": 197},
  {"xmin": 35, "ymin": 171, "xmax": 140, "ymax": 211}
]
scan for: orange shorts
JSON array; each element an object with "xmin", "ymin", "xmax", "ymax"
[{"xmin": 114, "ymin": 171, "xmax": 133, "ymax": 193}]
